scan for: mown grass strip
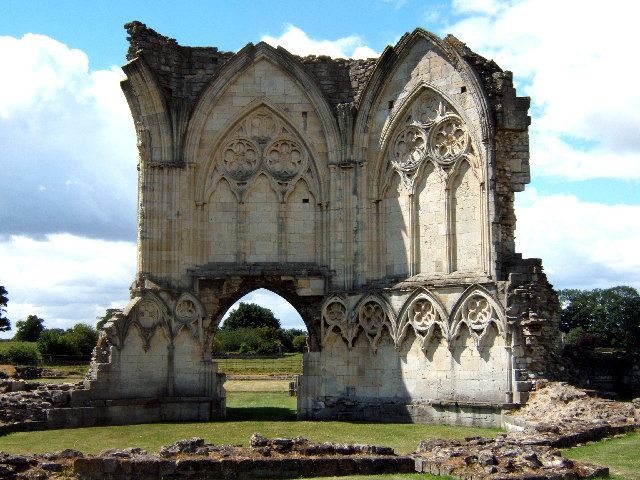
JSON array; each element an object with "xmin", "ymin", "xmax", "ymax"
[{"xmin": 564, "ymin": 431, "xmax": 640, "ymax": 480}]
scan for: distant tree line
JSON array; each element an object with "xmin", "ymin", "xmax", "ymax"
[
  {"xmin": 559, "ymin": 286, "xmax": 640, "ymax": 350},
  {"xmin": 0, "ymin": 285, "xmax": 100, "ymax": 365},
  {"xmin": 211, "ymin": 302, "xmax": 307, "ymax": 355}
]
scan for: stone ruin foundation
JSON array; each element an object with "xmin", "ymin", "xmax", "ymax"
[{"xmin": 32, "ymin": 22, "xmax": 566, "ymax": 429}]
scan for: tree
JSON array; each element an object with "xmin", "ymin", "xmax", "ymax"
[
  {"xmin": 222, "ymin": 303, "xmax": 281, "ymax": 330},
  {"xmin": 13, "ymin": 314, "xmax": 45, "ymax": 342},
  {"xmin": 0, "ymin": 286, "xmax": 10, "ymax": 332},
  {"xmin": 96, "ymin": 308, "xmax": 120, "ymax": 330},
  {"xmin": 558, "ymin": 286, "xmax": 640, "ymax": 349},
  {"xmin": 67, "ymin": 323, "xmax": 99, "ymax": 356}
]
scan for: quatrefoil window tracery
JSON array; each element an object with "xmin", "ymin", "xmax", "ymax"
[
  {"xmin": 360, "ymin": 302, "xmax": 386, "ymax": 336},
  {"xmin": 411, "ymin": 300, "xmax": 438, "ymax": 332}
]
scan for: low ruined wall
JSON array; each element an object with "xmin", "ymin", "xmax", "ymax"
[
  {"xmin": 74, "ymin": 455, "xmax": 415, "ymax": 479},
  {"xmin": 559, "ymin": 346, "xmax": 640, "ymax": 397}
]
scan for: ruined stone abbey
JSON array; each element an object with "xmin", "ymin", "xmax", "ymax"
[{"xmin": 85, "ymin": 22, "xmax": 561, "ymax": 427}]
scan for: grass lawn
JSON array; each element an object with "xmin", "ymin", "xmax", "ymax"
[
  {"xmin": 564, "ymin": 432, "xmax": 640, "ymax": 480},
  {"xmin": 0, "ymin": 389, "xmax": 499, "ymax": 456}
]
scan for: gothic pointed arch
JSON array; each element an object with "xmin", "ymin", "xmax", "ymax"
[
  {"xmin": 396, "ymin": 288, "xmax": 449, "ymax": 351},
  {"xmin": 321, "ymin": 295, "xmax": 351, "ymax": 347},
  {"xmin": 350, "ymin": 293, "xmax": 396, "ymax": 352},
  {"xmin": 449, "ymin": 285, "xmax": 506, "ymax": 349},
  {"xmin": 184, "ymin": 42, "xmax": 340, "ymax": 172},
  {"xmin": 119, "ymin": 291, "xmax": 171, "ymax": 352},
  {"xmin": 354, "ymin": 28, "xmax": 494, "ymax": 169},
  {"xmin": 197, "ymin": 101, "xmax": 324, "ymax": 204}
]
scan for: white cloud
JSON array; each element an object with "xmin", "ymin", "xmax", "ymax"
[
  {"xmin": 0, "ymin": 34, "xmax": 138, "ymax": 240},
  {"xmin": 516, "ymin": 188, "xmax": 640, "ymax": 290},
  {"xmin": 262, "ymin": 24, "xmax": 379, "ymax": 59},
  {"xmin": 447, "ymin": 0, "xmax": 640, "ymax": 181},
  {"xmin": 0, "ymin": 234, "xmax": 136, "ymax": 337}
]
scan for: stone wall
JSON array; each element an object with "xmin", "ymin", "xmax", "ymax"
[{"xmin": 80, "ymin": 22, "xmax": 562, "ymax": 426}]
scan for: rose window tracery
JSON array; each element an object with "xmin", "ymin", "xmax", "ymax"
[
  {"xmin": 392, "ymin": 126, "xmax": 427, "ymax": 171},
  {"xmin": 430, "ymin": 116, "xmax": 468, "ymax": 162},
  {"xmin": 266, "ymin": 139, "xmax": 304, "ymax": 179},
  {"xmin": 222, "ymin": 138, "xmax": 258, "ymax": 179}
]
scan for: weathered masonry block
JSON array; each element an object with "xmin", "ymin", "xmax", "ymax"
[{"xmin": 83, "ymin": 22, "xmax": 561, "ymax": 427}]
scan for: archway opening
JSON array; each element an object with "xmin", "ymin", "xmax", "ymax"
[{"xmin": 214, "ymin": 289, "xmax": 307, "ymax": 421}]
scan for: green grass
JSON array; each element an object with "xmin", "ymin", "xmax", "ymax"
[
  {"xmin": 0, "ymin": 389, "xmax": 499, "ymax": 455},
  {"xmin": 564, "ymin": 432, "xmax": 640, "ymax": 480},
  {"xmin": 215, "ymin": 353, "xmax": 302, "ymax": 374}
]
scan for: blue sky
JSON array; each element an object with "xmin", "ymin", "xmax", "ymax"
[{"xmin": 1, "ymin": 0, "xmax": 639, "ymax": 335}]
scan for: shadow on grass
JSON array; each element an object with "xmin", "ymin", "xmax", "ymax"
[{"xmin": 225, "ymin": 407, "xmax": 297, "ymax": 421}]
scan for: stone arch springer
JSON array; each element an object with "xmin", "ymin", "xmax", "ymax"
[{"xmin": 121, "ymin": 56, "xmax": 173, "ymax": 165}]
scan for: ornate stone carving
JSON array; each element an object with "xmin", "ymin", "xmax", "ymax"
[
  {"xmin": 391, "ymin": 126, "xmax": 427, "ymax": 172},
  {"xmin": 322, "ymin": 300, "xmax": 349, "ymax": 346},
  {"xmin": 266, "ymin": 138, "xmax": 305, "ymax": 179},
  {"xmin": 221, "ymin": 137, "xmax": 259, "ymax": 180},
  {"xmin": 137, "ymin": 300, "xmax": 161, "ymax": 329},
  {"xmin": 463, "ymin": 295, "xmax": 493, "ymax": 331},
  {"xmin": 396, "ymin": 292, "xmax": 449, "ymax": 353},
  {"xmin": 360, "ymin": 301, "xmax": 385, "ymax": 336},
  {"xmin": 451, "ymin": 290, "xmax": 505, "ymax": 349},
  {"xmin": 175, "ymin": 298, "xmax": 197, "ymax": 324},
  {"xmin": 430, "ymin": 116, "xmax": 468, "ymax": 164},
  {"xmin": 411, "ymin": 300, "xmax": 439, "ymax": 333},
  {"xmin": 248, "ymin": 111, "xmax": 277, "ymax": 138},
  {"xmin": 412, "ymin": 91, "xmax": 443, "ymax": 126}
]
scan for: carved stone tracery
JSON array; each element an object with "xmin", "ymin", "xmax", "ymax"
[
  {"xmin": 387, "ymin": 88, "xmax": 476, "ymax": 191},
  {"xmin": 209, "ymin": 107, "xmax": 310, "ymax": 197}
]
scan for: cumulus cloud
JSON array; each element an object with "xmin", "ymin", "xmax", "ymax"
[
  {"xmin": 516, "ymin": 188, "xmax": 640, "ymax": 290},
  {"xmin": 0, "ymin": 234, "xmax": 136, "ymax": 336},
  {"xmin": 447, "ymin": 0, "xmax": 640, "ymax": 181},
  {"xmin": 262, "ymin": 24, "xmax": 379, "ymax": 59},
  {"xmin": 0, "ymin": 34, "xmax": 138, "ymax": 241}
]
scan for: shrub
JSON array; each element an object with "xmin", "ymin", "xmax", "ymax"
[
  {"xmin": 577, "ymin": 333, "xmax": 601, "ymax": 349},
  {"xmin": 256, "ymin": 340, "xmax": 279, "ymax": 355},
  {"xmin": 211, "ymin": 337, "xmax": 224, "ymax": 355},
  {"xmin": 0, "ymin": 342, "xmax": 39, "ymax": 365},
  {"xmin": 293, "ymin": 334, "xmax": 308, "ymax": 353},
  {"xmin": 238, "ymin": 342, "xmax": 250, "ymax": 354},
  {"xmin": 37, "ymin": 329, "xmax": 80, "ymax": 358},
  {"xmin": 565, "ymin": 327, "xmax": 586, "ymax": 345},
  {"xmin": 215, "ymin": 327, "xmax": 263, "ymax": 352}
]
